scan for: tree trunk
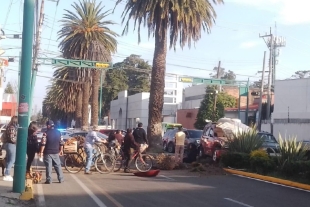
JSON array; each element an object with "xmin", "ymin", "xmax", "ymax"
[
  {"xmin": 82, "ymin": 78, "xmax": 90, "ymax": 128},
  {"xmin": 147, "ymin": 15, "xmax": 168, "ymax": 153},
  {"xmin": 91, "ymin": 69, "xmax": 100, "ymax": 126},
  {"xmin": 75, "ymin": 89, "xmax": 83, "ymax": 128}
]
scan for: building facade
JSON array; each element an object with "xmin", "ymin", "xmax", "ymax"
[
  {"xmin": 0, "ymin": 93, "xmax": 17, "ymax": 123},
  {"xmin": 261, "ymin": 79, "xmax": 310, "ymax": 141},
  {"xmin": 110, "ymin": 73, "xmax": 183, "ymax": 130}
]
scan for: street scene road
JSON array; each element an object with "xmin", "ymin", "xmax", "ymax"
[{"xmin": 36, "ymin": 168, "xmax": 310, "ymax": 207}]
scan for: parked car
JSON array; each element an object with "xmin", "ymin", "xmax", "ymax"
[
  {"xmin": 199, "ymin": 123, "xmax": 281, "ymax": 162},
  {"xmin": 36, "ymin": 129, "xmax": 73, "ymax": 143},
  {"xmin": 258, "ymin": 131, "xmax": 280, "ymax": 155},
  {"xmin": 162, "ymin": 129, "xmax": 203, "ymax": 153}
]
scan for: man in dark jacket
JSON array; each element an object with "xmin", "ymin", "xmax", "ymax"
[
  {"xmin": 133, "ymin": 123, "xmax": 148, "ymax": 145},
  {"xmin": 39, "ymin": 120, "xmax": 64, "ymax": 184},
  {"xmin": 123, "ymin": 128, "xmax": 140, "ymax": 173}
]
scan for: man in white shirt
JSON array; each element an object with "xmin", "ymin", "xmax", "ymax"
[
  {"xmin": 174, "ymin": 126, "xmax": 186, "ymax": 164},
  {"xmin": 84, "ymin": 126, "xmax": 106, "ymax": 174}
]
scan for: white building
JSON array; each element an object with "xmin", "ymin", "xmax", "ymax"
[
  {"xmin": 110, "ymin": 73, "xmax": 183, "ymax": 130},
  {"xmin": 261, "ymin": 79, "xmax": 310, "ymax": 141}
]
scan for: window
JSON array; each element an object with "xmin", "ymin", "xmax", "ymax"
[{"xmin": 187, "ymin": 130, "xmax": 203, "ymax": 138}]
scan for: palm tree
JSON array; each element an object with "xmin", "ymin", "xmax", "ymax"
[
  {"xmin": 115, "ymin": 0, "xmax": 223, "ymax": 151},
  {"xmin": 58, "ymin": 0, "xmax": 118, "ymax": 127}
]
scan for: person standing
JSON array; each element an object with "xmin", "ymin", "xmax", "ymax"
[
  {"xmin": 39, "ymin": 120, "xmax": 64, "ymax": 184},
  {"xmin": 123, "ymin": 128, "xmax": 140, "ymax": 173},
  {"xmin": 133, "ymin": 123, "xmax": 148, "ymax": 153},
  {"xmin": 2, "ymin": 116, "xmax": 18, "ymax": 181},
  {"xmin": 174, "ymin": 126, "xmax": 186, "ymax": 164},
  {"xmin": 84, "ymin": 126, "xmax": 106, "ymax": 174},
  {"xmin": 26, "ymin": 122, "xmax": 39, "ymax": 178}
]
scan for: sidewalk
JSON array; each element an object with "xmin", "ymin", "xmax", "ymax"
[{"xmin": 0, "ymin": 179, "xmax": 36, "ymax": 207}]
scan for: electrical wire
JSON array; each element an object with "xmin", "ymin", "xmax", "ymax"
[{"xmin": 2, "ymin": 0, "xmax": 14, "ymax": 29}]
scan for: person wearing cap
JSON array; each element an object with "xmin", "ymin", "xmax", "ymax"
[
  {"xmin": 84, "ymin": 125, "xmax": 107, "ymax": 174},
  {"xmin": 39, "ymin": 120, "xmax": 64, "ymax": 184},
  {"xmin": 174, "ymin": 126, "xmax": 186, "ymax": 164}
]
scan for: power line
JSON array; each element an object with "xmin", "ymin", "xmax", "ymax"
[{"xmin": 2, "ymin": 0, "xmax": 14, "ymax": 29}]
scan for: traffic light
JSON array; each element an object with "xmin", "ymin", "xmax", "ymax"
[{"xmin": 251, "ymin": 91, "xmax": 260, "ymax": 96}]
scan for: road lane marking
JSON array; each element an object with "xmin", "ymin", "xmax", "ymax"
[
  {"xmin": 224, "ymin": 198, "xmax": 253, "ymax": 207},
  {"xmin": 71, "ymin": 174, "xmax": 107, "ymax": 207},
  {"xmin": 83, "ymin": 175, "xmax": 124, "ymax": 207},
  {"xmin": 159, "ymin": 175, "xmax": 175, "ymax": 181},
  {"xmin": 36, "ymin": 184, "xmax": 46, "ymax": 207},
  {"xmin": 235, "ymin": 175, "xmax": 310, "ymax": 193}
]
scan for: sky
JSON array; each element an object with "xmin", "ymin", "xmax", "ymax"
[{"xmin": 0, "ymin": 0, "xmax": 310, "ymax": 113}]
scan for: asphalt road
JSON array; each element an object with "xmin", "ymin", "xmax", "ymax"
[{"xmin": 34, "ymin": 166, "xmax": 310, "ymax": 207}]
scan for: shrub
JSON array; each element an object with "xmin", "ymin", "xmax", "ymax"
[
  {"xmin": 250, "ymin": 150, "xmax": 274, "ymax": 175},
  {"xmin": 277, "ymin": 134, "xmax": 306, "ymax": 170},
  {"xmin": 220, "ymin": 152, "xmax": 250, "ymax": 169},
  {"xmin": 227, "ymin": 127, "xmax": 263, "ymax": 154},
  {"xmin": 280, "ymin": 160, "xmax": 310, "ymax": 177}
]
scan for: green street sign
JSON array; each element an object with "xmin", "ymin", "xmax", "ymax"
[
  {"xmin": 37, "ymin": 58, "xmax": 112, "ymax": 69},
  {"xmin": 239, "ymin": 86, "xmax": 248, "ymax": 96}
]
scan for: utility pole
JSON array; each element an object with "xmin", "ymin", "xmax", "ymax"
[
  {"xmin": 259, "ymin": 28, "xmax": 273, "ymax": 121},
  {"xmin": 29, "ymin": 0, "xmax": 44, "ymax": 123},
  {"xmin": 213, "ymin": 60, "xmax": 221, "ymax": 121},
  {"xmin": 13, "ymin": 0, "xmax": 35, "ymax": 193},
  {"xmin": 258, "ymin": 51, "xmax": 267, "ymax": 131}
]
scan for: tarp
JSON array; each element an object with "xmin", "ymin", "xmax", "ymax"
[{"xmin": 216, "ymin": 118, "xmax": 251, "ymax": 139}]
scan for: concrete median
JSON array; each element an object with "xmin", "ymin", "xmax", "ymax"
[{"xmin": 224, "ymin": 168, "xmax": 310, "ymax": 191}]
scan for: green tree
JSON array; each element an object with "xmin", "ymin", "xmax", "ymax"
[
  {"xmin": 101, "ymin": 69, "xmax": 128, "ymax": 124},
  {"xmin": 58, "ymin": 0, "xmax": 118, "ymax": 127},
  {"xmin": 292, "ymin": 70, "xmax": 310, "ymax": 79},
  {"xmin": 194, "ymin": 86, "xmax": 225, "ymax": 130},
  {"xmin": 217, "ymin": 92, "xmax": 236, "ymax": 108},
  {"xmin": 115, "ymin": 0, "xmax": 223, "ymax": 151},
  {"xmin": 4, "ymin": 82, "xmax": 14, "ymax": 94},
  {"xmin": 113, "ymin": 54, "xmax": 151, "ymax": 95}
]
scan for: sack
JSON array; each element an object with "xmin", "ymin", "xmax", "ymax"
[
  {"xmin": 140, "ymin": 144, "xmax": 148, "ymax": 153},
  {"xmin": 6, "ymin": 125, "xmax": 17, "ymax": 144}
]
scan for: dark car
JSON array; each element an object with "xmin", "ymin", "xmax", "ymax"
[
  {"xmin": 257, "ymin": 131, "xmax": 280, "ymax": 154},
  {"xmin": 162, "ymin": 129, "xmax": 203, "ymax": 153}
]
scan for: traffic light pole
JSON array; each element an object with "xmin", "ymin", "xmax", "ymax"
[
  {"xmin": 99, "ymin": 69, "xmax": 104, "ymax": 124},
  {"xmin": 13, "ymin": 0, "xmax": 35, "ymax": 193}
]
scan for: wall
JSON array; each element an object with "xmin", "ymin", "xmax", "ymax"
[
  {"xmin": 261, "ymin": 123, "xmax": 310, "ymax": 141},
  {"xmin": 110, "ymin": 90, "xmax": 179, "ymax": 130},
  {"xmin": 273, "ymin": 79, "xmax": 310, "ymax": 119},
  {"xmin": 176, "ymin": 109, "xmax": 199, "ymax": 129},
  {"xmin": 183, "ymin": 84, "xmax": 256, "ymax": 109}
]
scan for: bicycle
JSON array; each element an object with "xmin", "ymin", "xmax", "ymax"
[
  {"xmin": 112, "ymin": 146, "xmax": 153, "ymax": 172},
  {"xmin": 64, "ymin": 143, "xmax": 115, "ymax": 174}
]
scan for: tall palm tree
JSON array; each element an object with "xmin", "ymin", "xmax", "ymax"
[
  {"xmin": 58, "ymin": 0, "xmax": 118, "ymax": 127},
  {"xmin": 115, "ymin": 0, "xmax": 223, "ymax": 151}
]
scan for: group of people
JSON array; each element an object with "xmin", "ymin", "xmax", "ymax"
[
  {"xmin": 1, "ymin": 117, "xmax": 64, "ymax": 184},
  {"xmin": 84, "ymin": 123, "xmax": 148, "ymax": 174},
  {"xmin": 1, "ymin": 116, "xmax": 149, "ymax": 183}
]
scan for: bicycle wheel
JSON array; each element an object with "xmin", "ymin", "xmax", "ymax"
[
  {"xmin": 64, "ymin": 153, "xmax": 84, "ymax": 173},
  {"xmin": 135, "ymin": 154, "xmax": 153, "ymax": 172},
  {"xmin": 113, "ymin": 155, "xmax": 123, "ymax": 172},
  {"xmin": 95, "ymin": 153, "xmax": 115, "ymax": 174}
]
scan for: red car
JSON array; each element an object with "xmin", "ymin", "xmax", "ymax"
[{"xmin": 199, "ymin": 122, "xmax": 228, "ymax": 162}]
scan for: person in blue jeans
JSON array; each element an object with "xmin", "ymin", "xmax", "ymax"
[
  {"xmin": 2, "ymin": 116, "xmax": 18, "ymax": 181},
  {"xmin": 84, "ymin": 126, "xmax": 106, "ymax": 174},
  {"xmin": 39, "ymin": 120, "xmax": 64, "ymax": 184}
]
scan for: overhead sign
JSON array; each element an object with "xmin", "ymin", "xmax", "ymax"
[
  {"xmin": 179, "ymin": 77, "xmax": 193, "ymax": 83},
  {"xmin": 37, "ymin": 58, "xmax": 112, "ymax": 69}
]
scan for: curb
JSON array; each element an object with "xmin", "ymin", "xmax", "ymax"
[
  {"xmin": 223, "ymin": 168, "xmax": 310, "ymax": 191},
  {"xmin": 20, "ymin": 179, "xmax": 34, "ymax": 200}
]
